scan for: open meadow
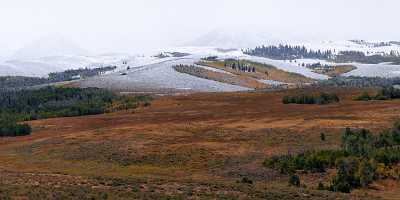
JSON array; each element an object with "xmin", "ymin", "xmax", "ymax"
[{"xmin": 0, "ymin": 87, "xmax": 399, "ymax": 199}]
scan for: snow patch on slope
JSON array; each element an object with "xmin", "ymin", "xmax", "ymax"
[{"xmin": 344, "ymin": 64, "xmax": 400, "ymax": 78}]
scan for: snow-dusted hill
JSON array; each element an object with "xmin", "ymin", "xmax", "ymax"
[
  {"xmin": 288, "ymin": 40, "xmax": 400, "ymax": 56},
  {"xmin": 0, "ymin": 53, "xmax": 174, "ymax": 77},
  {"xmin": 78, "ymin": 56, "xmax": 249, "ymax": 92},
  {"xmin": 2, "ymin": 34, "xmax": 400, "ymax": 92},
  {"xmin": 1, "ymin": 56, "xmax": 108, "ymax": 77}
]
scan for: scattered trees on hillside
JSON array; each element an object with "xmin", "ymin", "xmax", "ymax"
[
  {"xmin": 223, "ymin": 59, "xmax": 256, "ymax": 73},
  {"xmin": 264, "ymin": 122, "xmax": 400, "ymax": 193},
  {"xmin": 0, "ymin": 66, "xmax": 116, "ymax": 91}
]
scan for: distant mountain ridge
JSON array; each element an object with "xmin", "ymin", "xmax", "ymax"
[{"xmin": 11, "ymin": 34, "xmax": 89, "ymax": 60}]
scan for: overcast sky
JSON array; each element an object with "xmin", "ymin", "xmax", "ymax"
[{"xmin": 0, "ymin": 0, "xmax": 399, "ymax": 55}]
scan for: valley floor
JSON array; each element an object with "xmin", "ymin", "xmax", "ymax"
[{"xmin": 0, "ymin": 88, "xmax": 400, "ymax": 199}]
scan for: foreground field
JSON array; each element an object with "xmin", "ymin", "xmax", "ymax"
[{"xmin": 0, "ymin": 88, "xmax": 399, "ymax": 199}]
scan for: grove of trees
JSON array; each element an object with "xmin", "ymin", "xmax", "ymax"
[
  {"xmin": 0, "ymin": 86, "xmax": 151, "ymax": 137},
  {"xmin": 0, "ymin": 116, "xmax": 31, "ymax": 137},
  {"xmin": 316, "ymin": 76, "xmax": 400, "ymax": 88},
  {"xmin": 223, "ymin": 59, "xmax": 256, "ymax": 73},
  {"xmin": 244, "ymin": 45, "xmax": 334, "ymax": 60},
  {"xmin": 264, "ymin": 123, "xmax": 400, "ymax": 193}
]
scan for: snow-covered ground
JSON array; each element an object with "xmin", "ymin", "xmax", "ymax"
[
  {"xmin": 242, "ymin": 56, "xmax": 329, "ymax": 80},
  {"xmin": 0, "ymin": 54, "xmax": 177, "ymax": 77},
  {"xmin": 194, "ymin": 64, "xmax": 234, "ymax": 75},
  {"xmin": 293, "ymin": 58, "xmax": 400, "ymax": 78},
  {"xmin": 2, "ymin": 40, "xmax": 400, "ymax": 92},
  {"xmin": 78, "ymin": 57, "xmax": 249, "ymax": 92},
  {"xmin": 165, "ymin": 47, "xmax": 329, "ymax": 80},
  {"xmin": 292, "ymin": 40, "xmax": 400, "ymax": 56},
  {"xmin": 257, "ymin": 79, "xmax": 287, "ymax": 86},
  {"xmin": 344, "ymin": 63, "xmax": 400, "ymax": 78}
]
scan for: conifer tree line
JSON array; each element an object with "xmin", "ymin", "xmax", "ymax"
[
  {"xmin": 243, "ymin": 45, "xmax": 334, "ymax": 60},
  {"xmin": 316, "ymin": 76, "xmax": 400, "ymax": 88},
  {"xmin": 244, "ymin": 44, "xmax": 400, "ymax": 64},
  {"xmin": 0, "ymin": 86, "xmax": 151, "ymax": 137},
  {"xmin": 0, "ymin": 66, "xmax": 117, "ymax": 90}
]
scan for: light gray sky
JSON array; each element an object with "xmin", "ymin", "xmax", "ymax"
[{"xmin": 0, "ymin": 0, "xmax": 399, "ymax": 55}]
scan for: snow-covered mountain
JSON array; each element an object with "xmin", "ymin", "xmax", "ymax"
[
  {"xmin": 0, "ymin": 35, "xmax": 133, "ymax": 77},
  {"xmin": 11, "ymin": 35, "xmax": 89, "ymax": 60},
  {"xmin": 1, "ymin": 31, "xmax": 400, "ymax": 79}
]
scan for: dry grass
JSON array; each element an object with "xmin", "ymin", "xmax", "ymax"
[
  {"xmin": 312, "ymin": 65, "xmax": 357, "ymax": 77},
  {"xmin": 197, "ymin": 60, "xmax": 314, "ymax": 84},
  {"xmin": 0, "ymin": 87, "xmax": 398, "ymax": 199},
  {"xmin": 173, "ymin": 64, "xmax": 268, "ymax": 89}
]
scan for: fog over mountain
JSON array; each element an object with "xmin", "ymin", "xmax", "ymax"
[
  {"xmin": 1, "ymin": 0, "xmax": 400, "ymax": 77},
  {"xmin": 11, "ymin": 35, "xmax": 89, "ymax": 60},
  {"xmin": 186, "ymin": 28, "xmax": 284, "ymax": 49},
  {"xmin": 1, "ymin": 0, "xmax": 399, "ymax": 56}
]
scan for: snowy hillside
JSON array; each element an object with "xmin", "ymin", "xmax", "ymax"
[
  {"xmin": 78, "ymin": 57, "xmax": 249, "ymax": 93},
  {"xmin": 0, "ymin": 53, "xmax": 177, "ymax": 77},
  {"xmin": 2, "ymin": 34, "xmax": 400, "ymax": 92},
  {"xmin": 268, "ymin": 40, "xmax": 400, "ymax": 55}
]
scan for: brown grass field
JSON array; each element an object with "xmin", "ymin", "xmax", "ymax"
[
  {"xmin": 0, "ymin": 87, "xmax": 400, "ymax": 199},
  {"xmin": 173, "ymin": 64, "xmax": 269, "ymax": 89}
]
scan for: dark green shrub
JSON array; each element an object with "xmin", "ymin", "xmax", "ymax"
[
  {"xmin": 317, "ymin": 182, "xmax": 325, "ymax": 190},
  {"xmin": 288, "ymin": 174, "xmax": 300, "ymax": 187},
  {"xmin": 240, "ymin": 177, "xmax": 253, "ymax": 184},
  {"xmin": 355, "ymin": 91, "xmax": 372, "ymax": 101},
  {"xmin": 283, "ymin": 93, "xmax": 339, "ymax": 105},
  {"xmin": 320, "ymin": 132, "xmax": 326, "ymax": 141}
]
